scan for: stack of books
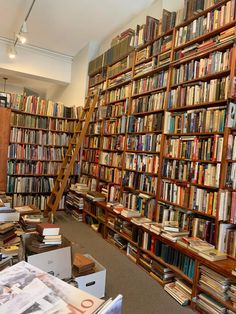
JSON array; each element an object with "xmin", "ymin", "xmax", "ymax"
[
  {"xmin": 227, "ymin": 284, "xmax": 236, "ymax": 308},
  {"xmin": 70, "ymin": 183, "xmax": 89, "ymax": 194},
  {"xmin": 150, "ymin": 260, "xmax": 175, "ymax": 284},
  {"xmin": 196, "ymin": 293, "xmax": 226, "ymax": 313},
  {"xmin": 164, "ymin": 279, "xmax": 192, "ymax": 306},
  {"xmin": 86, "ymin": 191, "xmax": 106, "ymax": 202},
  {"xmin": 0, "ymin": 222, "xmax": 17, "ymax": 247},
  {"xmin": 36, "ymin": 223, "xmax": 62, "ymax": 246},
  {"xmin": 17, "ymin": 205, "xmax": 42, "ymax": 232},
  {"xmin": 199, "ymin": 266, "xmax": 229, "ymax": 302},
  {"xmin": 73, "ymin": 253, "xmax": 95, "ymax": 276},
  {"xmin": 20, "ymin": 214, "xmax": 42, "ymax": 232}
]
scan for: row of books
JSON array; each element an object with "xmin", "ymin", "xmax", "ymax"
[
  {"xmin": 107, "ymin": 54, "xmax": 133, "ymax": 78},
  {"xmin": 13, "ymin": 194, "xmax": 65, "ymax": 211},
  {"xmin": 227, "ymin": 133, "xmax": 236, "ymax": 160},
  {"xmin": 87, "ymin": 121, "xmax": 101, "ymax": 136},
  {"xmin": 131, "ymin": 10, "xmax": 176, "ymax": 48},
  {"xmin": 99, "ymin": 151, "xmax": 122, "ymax": 168},
  {"xmin": 108, "ymin": 71, "xmax": 132, "ymax": 89},
  {"xmin": 84, "ymin": 136, "xmax": 100, "ymax": 149},
  {"xmin": 7, "ymin": 176, "xmax": 54, "ymax": 194},
  {"xmin": 10, "ymin": 94, "xmax": 82, "ymax": 118},
  {"xmin": 171, "ymin": 49, "xmax": 231, "ymax": 86},
  {"xmin": 132, "ymin": 71, "xmax": 168, "ymax": 95},
  {"xmin": 8, "ymin": 144, "xmax": 69, "ymax": 161},
  {"xmin": 99, "ymin": 167, "xmax": 122, "ymax": 184},
  {"xmin": 82, "ymin": 162, "xmax": 99, "ymax": 177},
  {"xmin": 103, "ymin": 116, "xmax": 127, "ymax": 134},
  {"xmin": 135, "ymin": 34, "xmax": 172, "ymax": 64},
  {"xmin": 174, "ymin": 25, "xmax": 236, "ymax": 60},
  {"xmin": 164, "ymin": 107, "xmax": 226, "ymax": 134},
  {"xmin": 88, "ymin": 68, "xmax": 107, "ymax": 87},
  {"xmin": 127, "ymin": 134, "xmax": 161, "ymax": 152},
  {"xmin": 164, "ymin": 134, "xmax": 223, "ymax": 161},
  {"xmin": 107, "ymin": 85, "xmax": 130, "ymax": 103},
  {"xmin": 11, "ymin": 112, "xmax": 77, "ymax": 132},
  {"xmin": 225, "ymin": 163, "xmax": 236, "ymax": 189},
  {"xmin": 125, "ymin": 153, "xmax": 159, "ymax": 173},
  {"xmin": 141, "ymin": 235, "xmax": 195, "ymax": 279},
  {"xmin": 218, "ymin": 190, "xmax": 236, "ymax": 222},
  {"xmin": 122, "ymin": 171, "xmax": 158, "ymax": 195},
  {"xmin": 130, "ymin": 91, "xmax": 166, "ymax": 113},
  {"xmin": 162, "ymin": 159, "xmax": 221, "ymax": 187},
  {"xmin": 10, "ymin": 128, "xmax": 70, "ymax": 146},
  {"xmin": 7, "ymin": 160, "xmax": 79, "ymax": 176},
  {"xmin": 102, "ymin": 135, "xmax": 125, "ymax": 151},
  {"xmin": 100, "ymin": 101, "xmax": 128, "ymax": 119},
  {"xmin": 175, "ymin": 0, "xmax": 235, "ymax": 47},
  {"xmin": 127, "ymin": 112, "xmax": 163, "ymax": 133},
  {"xmin": 168, "ymin": 76, "xmax": 229, "ymax": 108}
]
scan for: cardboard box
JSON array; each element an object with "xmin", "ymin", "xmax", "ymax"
[
  {"xmin": 74, "ymin": 254, "xmax": 106, "ymax": 298},
  {"xmin": 25, "ymin": 237, "xmax": 72, "ymax": 280}
]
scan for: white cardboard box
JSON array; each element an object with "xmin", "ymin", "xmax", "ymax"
[
  {"xmin": 74, "ymin": 254, "xmax": 106, "ymax": 298},
  {"xmin": 27, "ymin": 245, "xmax": 72, "ymax": 280}
]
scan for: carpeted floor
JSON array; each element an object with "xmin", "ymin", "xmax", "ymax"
[{"xmin": 56, "ymin": 212, "xmax": 194, "ymax": 314}]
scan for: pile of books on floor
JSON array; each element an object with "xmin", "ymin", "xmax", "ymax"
[
  {"xmin": 164, "ymin": 279, "xmax": 192, "ymax": 306},
  {"xmin": 16, "ymin": 205, "xmax": 42, "ymax": 232},
  {"xmin": 66, "ymin": 190, "xmax": 84, "ymax": 222},
  {"xmin": 86, "ymin": 191, "xmax": 106, "ymax": 202},
  {"xmin": 198, "ymin": 265, "xmax": 229, "ymax": 302},
  {"xmin": 73, "ymin": 253, "xmax": 95, "ymax": 276},
  {"xmin": 150, "ymin": 259, "xmax": 175, "ymax": 284},
  {"xmin": 36, "ymin": 223, "xmax": 62, "ymax": 246}
]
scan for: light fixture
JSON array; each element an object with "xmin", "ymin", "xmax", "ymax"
[
  {"xmin": 16, "ymin": 33, "xmax": 27, "ymax": 44},
  {"xmin": 21, "ymin": 21, "xmax": 28, "ymax": 34},
  {"xmin": 8, "ymin": 46, "xmax": 17, "ymax": 59},
  {"xmin": 8, "ymin": 0, "xmax": 36, "ymax": 59}
]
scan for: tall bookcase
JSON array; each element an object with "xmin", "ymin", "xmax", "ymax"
[
  {"xmin": 76, "ymin": 0, "xmax": 236, "ymax": 312},
  {"xmin": 7, "ymin": 95, "xmax": 82, "ymax": 211}
]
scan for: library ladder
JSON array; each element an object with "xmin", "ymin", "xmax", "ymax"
[{"xmin": 45, "ymin": 92, "xmax": 98, "ymax": 221}]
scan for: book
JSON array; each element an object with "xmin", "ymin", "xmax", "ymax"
[
  {"xmin": 198, "ymin": 249, "xmax": 227, "ymax": 261},
  {"xmin": 36, "ymin": 223, "xmax": 60, "ymax": 236}
]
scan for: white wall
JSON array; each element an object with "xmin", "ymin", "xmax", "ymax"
[
  {"xmin": 0, "ymin": 39, "xmax": 72, "ymax": 84},
  {"xmin": 48, "ymin": 42, "xmax": 100, "ymax": 107}
]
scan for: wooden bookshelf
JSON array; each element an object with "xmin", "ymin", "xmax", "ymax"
[{"xmin": 78, "ymin": 1, "xmax": 236, "ymax": 312}]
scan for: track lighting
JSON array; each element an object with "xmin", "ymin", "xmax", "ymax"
[
  {"xmin": 21, "ymin": 21, "xmax": 28, "ymax": 34},
  {"xmin": 16, "ymin": 33, "xmax": 27, "ymax": 44},
  {"xmin": 8, "ymin": 46, "xmax": 17, "ymax": 59},
  {"xmin": 8, "ymin": 0, "xmax": 36, "ymax": 59}
]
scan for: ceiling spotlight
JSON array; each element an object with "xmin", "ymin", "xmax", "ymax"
[
  {"xmin": 21, "ymin": 21, "xmax": 28, "ymax": 33},
  {"xmin": 17, "ymin": 33, "xmax": 27, "ymax": 44},
  {"xmin": 8, "ymin": 46, "xmax": 17, "ymax": 59}
]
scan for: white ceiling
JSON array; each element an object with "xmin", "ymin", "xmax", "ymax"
[{"xmin": 0, "ymin": 0, "xmax": 155, "ymax": 56}]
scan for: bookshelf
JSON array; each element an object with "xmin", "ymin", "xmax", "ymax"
[
  {"xmin": 73, "ymin": 0, "xmax": 236, "ymax": 312},
  {"xmin": 6, "ymin": 95, "xmax": 82, "ymax": 211}
]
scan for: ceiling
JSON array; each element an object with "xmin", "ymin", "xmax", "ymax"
[{"xmin": 0, "ymin": 0, "xmax": 155, "ymax": 56}]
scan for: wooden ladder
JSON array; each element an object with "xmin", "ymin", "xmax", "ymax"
[{"xmin": 45, "ymin": 92, "xmax": 98, "ymax": 221}]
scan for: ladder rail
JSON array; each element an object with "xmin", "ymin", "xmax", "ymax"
[{"xmin": 45, "ymin": 92, "xmax": 98, "ymax": 219}]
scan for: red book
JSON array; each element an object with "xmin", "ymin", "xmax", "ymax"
[{"xmin": 36, "ymin": 223, "xmax": 60, "ymax": 236}]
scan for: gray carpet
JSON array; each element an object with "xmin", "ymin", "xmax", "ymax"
[{"xmin": 56, "ymin": 212, "xmax": 194, "ymax": 314}]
